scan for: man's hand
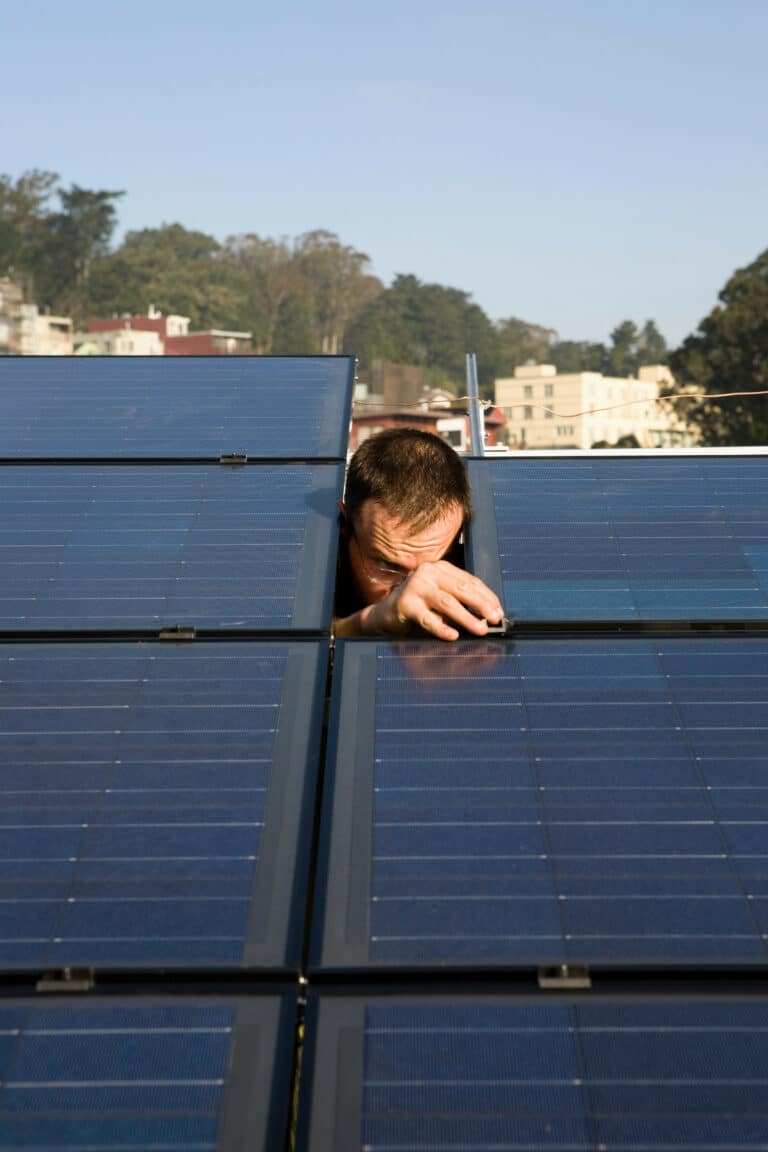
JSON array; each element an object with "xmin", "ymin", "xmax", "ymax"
[{"xmin": 335, "ymin": 560, "xmax": 504, "ymax": 641}]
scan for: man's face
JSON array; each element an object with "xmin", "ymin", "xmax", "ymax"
[{"xmin": 344, "ymin": 499, "xmax": 464, "ymax": 606}]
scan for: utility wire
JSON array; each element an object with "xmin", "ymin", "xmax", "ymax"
[{"xmin": 352, "ymin": 389, "xmax": 768, "ymax": 421}]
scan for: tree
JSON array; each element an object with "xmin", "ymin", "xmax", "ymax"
[
  {"xmin": 225, "ymin": 229, "xmax": 382, "ymax": 354},
  {"xmin": 226, "ymin": 233, "xmax": 301, "ymax": 352},
  {"xmin": 294, "ymin": 229, "xmax": 381, "ymax": 354},
  {"xmin": 89, "ymin": 224, "xmax": 247, "ymax": 330},
  {"xmin": 591, "ymin": 433, "xmax": 640, "ymax": 450},
  {"xmin": 637, "ymin": 319, "xmax": 667, "ymax": 366},
  {"xmin": 495, "ymin": 317, "xmax": 556, "ymax": 375},
  {"xmin": 34, "ymin": 186, "xmax": 124, "ymax": 318},
  {"xmin": 669, "ymin": 248, "xmax": 768, "ymax": 445},
  {"xmin": 345, "ymin": 274, "xmax": 499, "ymax": 394},
  {"xmin": 0, "ymin": 169, "xmax": 59, "ymax": 282},
  {"xmin": 550, "ymin": 340, "xmax": 608, "ymax": 373},
  {"xmin": 608, "ymin": 320, "xmax": 641, "ymax": 376}
]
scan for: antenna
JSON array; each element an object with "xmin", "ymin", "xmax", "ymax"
[{"xmin": 465, "ymin": 352, "xmax": 485, "ymax": 456}]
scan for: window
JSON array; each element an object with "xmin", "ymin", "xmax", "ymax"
[
  {"xmin": 544, "ymin": 384, "xmax": 554, "ymax": 398},
  {"xmin": 524, "ymin": 407, "xmax": 533, "ymax": 420},
  {"xmin": 523, "ymin": 385, "xmax": 533, "ymax": 399},
  {"xmin": 557, "ymin": 424, "xmax": 575, "ymax": 436}
]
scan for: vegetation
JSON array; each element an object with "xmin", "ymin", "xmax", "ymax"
[
  {"xmin": 3, "ymin": 169, "xmax": 766, "ymax": 444},
  {"xmin": 669, "ymin": 248, "xmax": 768, "ymax": 445}
]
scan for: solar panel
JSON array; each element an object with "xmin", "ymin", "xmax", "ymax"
[
  {"xmin": 298, "ymin": 994, "xmax": 768, "ymax": 1152},
  {"xmin": 0, "ymin": 996, "xmax": 293, "ymax": 1150},
  {"xmin": 0, "ymin": 640, "xmax": 326, "ymax": 972},
  {"xmin": 0, "ymin": 463, "xmax": 343, "ymax": 632},
  {"xmin": 0, "ymin": 356, "xmax": 354, "ymax": 459},
  {"xmin": 312, "ymin": 636, "xmax": 768, "ymax": 971},
  {"xmin": 467, "ymin": 455, "xmax": 768, "ymax": 620}
]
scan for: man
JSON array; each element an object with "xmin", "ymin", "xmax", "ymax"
[{"xmin": 334, "ymin": 428, "xmax": 504, "ymax": 640}]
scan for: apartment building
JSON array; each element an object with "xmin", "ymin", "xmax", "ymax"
[
  {"xmin": 495, "ymin": 363, "xmax": 696, "ymax": 449},
  {"xmin": 0, "ymin": 281, "xmax": 74, "ymax": 355},
  {"xmin": 18, "ymin": 304, "xmax": 73, "ymax": 355}
]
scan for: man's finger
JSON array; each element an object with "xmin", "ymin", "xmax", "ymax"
[
  {"xmin": 432, "ymin": 565, "xmax": 503, "ymax": 622},
  {"xmin": 417, "ymin": 608, "xmax": 459, "ymax": 641}
]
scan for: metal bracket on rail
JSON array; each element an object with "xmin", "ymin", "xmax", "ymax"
[
  {"xmin": 159, "ymin": 626, "xmax": 197, "ymax": 641},
  {"xmin": 538, "ymin": 964, "xmax": 592, "ymax": 990},
  {"xmin": 37, "ymin": 967, "xmax": 95, "ymax": 993}
]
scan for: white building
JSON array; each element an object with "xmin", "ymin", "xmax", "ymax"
[
  {"xmin": 18, "ymin": 304, "xmax": 73, "ymax": 355},
  {"xmin": 74, "ymin": 327, "xmax": 164, "ymax": 355},
  {"xmin": 495, "ymin": 364, "xmax": 697, "ymax": 449}
]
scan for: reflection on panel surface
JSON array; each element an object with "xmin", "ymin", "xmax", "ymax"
[
  {"xmin": 468, "ymin": 456, "xmax": 768, "ymax": 620},
  {"xmin": 0, "ymin": 355, "xmax": 354, "ymax": 459},
  {"xmin": 299, "ymin": 995, "xmax": 768, "ymax": 1152},
  {"xmin": 313, "ymin": 637, "xmax": 768, "ymax": 970},
  {"xmin": 0, "ymin": 996, "xmax": 292, "ymax": 1150},
  {"xmin": 0, "ymin": 464, "xmax": 342, "ymax": 631},
  {"xmin": 0, "ymin": 641, "xmax": 325, "ymax": 971}
]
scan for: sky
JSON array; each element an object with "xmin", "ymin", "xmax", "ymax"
[{"xmin": 3, "ymin": 0, "xmax": 766, "ymax": 347}]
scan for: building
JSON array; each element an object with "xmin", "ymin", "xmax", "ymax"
[
  {"xmin": 75, "ymin": 327, "xmax": 164, "ymax": 356},
  {"xmin": 85, "ymin": 306, "xmax": 252, "ymax": 355},
  {"xmin": 18, "ymin": 304, "xmax": 73, "ymax": 355},
  {"xmin": 495, "ymin": 363, "xmax": 696, "ymax": 449},
  {"xmin": 0, "ymin": 280, "xmax": 74, "ymax": 355},
  {"xmin": 0, "ymin": 278, "xmax": 24, "ymax": 353},
  {"xmin": 350, "ymin": 384, "xmax": 504, "ymax": 454},
  {"xmin": 164, "ymin": 330, "xmax": 253, "ymax": 355}
]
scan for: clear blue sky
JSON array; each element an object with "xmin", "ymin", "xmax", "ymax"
[{"xmin": 3, "ymin": 0, "xmax": 766, "ymax": 346}]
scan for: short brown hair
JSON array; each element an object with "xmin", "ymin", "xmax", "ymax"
[{"xmin": 345, "ymin": 428, "xmax": 472, "ymax": 532}]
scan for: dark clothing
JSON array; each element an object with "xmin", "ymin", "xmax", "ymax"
[{"xmin": 334, "ymin": 536, "xmax": 366, "ymax": 619}]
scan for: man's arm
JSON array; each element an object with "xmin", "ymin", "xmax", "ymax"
[{"xmin": 333, "ymin": 559, "xmax": 503, "ymax": 641}]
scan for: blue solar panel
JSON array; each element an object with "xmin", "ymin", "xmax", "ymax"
[
  {"xmin": 0, "ymin": 464, "xmax": 342, "ymax": 632},
  {"xmin": 0, "ymin": 996, "xmax": 291, "ymax": 1150},
  {"xmin": 299, "ymin": 995, "xmax": 768, "ymax": 1152},
  {"xmin": 467, "ymin": 456, "xmax": 768, "ymax": 620},
  {"xmin": 312, "ymin": 637, "xmax": 768, "ymax": 970},
  {"xmin": 0, "ymin": 641, "xmax": 325, "ymax": 971},
  {"xmin": 0, "ymin": 356, "xmax": 354, "ymax": 458}
]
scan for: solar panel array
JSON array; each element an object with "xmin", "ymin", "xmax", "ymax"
[
  {"xmin": 0, "ymin": 355, "xmax": 352, "ymax": 1150},
  {"xmin": 0, "ymin": 356, "xmax": 352, "ymax": 457},
  {"xmin": 2, "ymin": 356, "xmax": 768, "ymax": 1151},
  {"xmin": 0, "ymin": 464, "xmax": 342, "ymax": 631},
  {"xmin": 468, "ymin": 455, "xmax": 768, "ymax": 620},
  {"xmin": 299, "ymin": 995, "xmax": 768, "ymax": 1151},
  {"xmin": 0, "ymin": 641, "xmax": 325, "ymax": 971},
  {"xmin": 313, "ymin": 636, "xmax": 768, "ymax": 970},
  {"xmin": 0, "ymin": 997, "xmax": 292, "ymax": 1150}
]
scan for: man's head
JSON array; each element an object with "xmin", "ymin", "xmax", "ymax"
[{"xmin": 341, "ymin": 428, "xmax": 472, "ymax": 605}]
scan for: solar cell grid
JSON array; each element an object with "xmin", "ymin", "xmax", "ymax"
[
  {"xmin": 0, "ymin": 641, "xmax": 325, "ymax": 971},
  {"xmin": 300, "ymin": 995, "xmax": 768, "ymax": 1152},
  {"xmin": 0, "ymin": 356, "xmax": 354, "ymax": 458},
  {"xmin": 0, "ymin": 997, "xmax": 291, "ymax": 1150},
  {"xmin": 0, "ymin": 463, "xmax": 343, "ymax": 632},
  {"xmin": 468, "ymin": 455, "xmax": 768, "ymax": 620},
  {"xmin": 313, "ymin": 637, "xmax": 768, "ymax": 970}
]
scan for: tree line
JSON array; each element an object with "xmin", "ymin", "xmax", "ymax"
[{"xmin": 1, "ymin": 169, "xmax": 765, "ymax": 443}]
